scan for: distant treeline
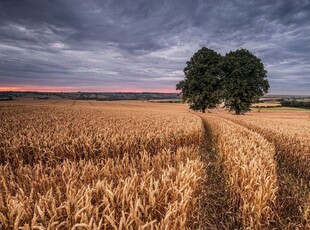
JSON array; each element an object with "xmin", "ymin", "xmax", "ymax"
[
  {"xmin": 0, "ymin": 91, "xmax": 181, "ymax": 101},
  {"xmin": 0, "ymin": 97, "xmax": 13, "ymax": 101},
  {"xmin": 148, "ymin": 100, "xmax": 182, "ymax": 103},
  {"xmin": 280, "ymin": 100, "xmax": 310, "ymax": 109}
]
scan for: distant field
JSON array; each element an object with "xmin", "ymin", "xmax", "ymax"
[
  {"xmin": 253, "ymin": 106, "xmax": 310, "ymax": 111},
  {"xmin": 0, "ymin": 100, "xmax": 309, "ymax": 229},
  {"xmin": 251, "ymin": 102, "xmax": 281, "ymax": 108},
  {"xmin": 148, "ymin": 99, "xmax": 182, "ymax": 103}
]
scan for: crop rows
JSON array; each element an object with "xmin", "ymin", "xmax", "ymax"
[
  {"xmin": 1, "ymin": 101, "xmax": 309, "ymax": 229},
  {"xmin": 202, "ymin": 115, "xmax": 277, "ymax": 229},
  {"xmin": 222, "ymin": 114, "xmax": 310, "ymax": 178},
  {"xmin": 210, "ymin": 111, "xmax": 310, "ymax": 228},
  {"xmin": 0, "ymin": 105, "xmax": 203, "ymax": 229}
]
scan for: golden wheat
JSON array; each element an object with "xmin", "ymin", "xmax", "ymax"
[
  {"xmin": 210, "ymin": 109, "xmax": 310, "ymax": 227},
  {"xmin": 201, "ymin": 114, "xmax": 277, "ymax": 229},
  {"xmin": 0, "ymin": 103, "xmax": 203, "ymax": 229},
  {"xmin": 1, "ymin": 100, "xmax": 309, "ymax": 229},
  {"xmin": 221, "ymin": 114, "xmax": 310, "ymax": 177}
]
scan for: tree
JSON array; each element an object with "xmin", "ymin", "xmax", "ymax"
[
  {"xmin": 176, "ymin": 47, "xmax": 222, "ymax": 113},
  {"xmin": 221, "ymin": 49, "xmax": 269, "ymax": 115}
]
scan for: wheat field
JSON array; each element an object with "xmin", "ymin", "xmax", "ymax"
[
  {"xmin": 207, "ymin": 109, "xmax": 310, "ymax": 228},
  {"xmin": 201, "ymin": 115, "xmax": 277, "ymax": 229},
  {"xmin": 0, "ymin": 100, "xmax": 309, "ymax": 229},
  {"xmin": 0, "ymin": 100, "xmax": 204, "ymax": 229}
]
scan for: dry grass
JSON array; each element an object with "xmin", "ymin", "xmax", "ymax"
[{"xmin": 0, "ymin": 102, "xmax": 203, "ymax": 229}]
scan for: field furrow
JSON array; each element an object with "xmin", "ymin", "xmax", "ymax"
[
  {"xmin": 1, "ymin": 100, "xmax": 309, "ymax": 229},
  {"xmin": 221, "ymin": 115, "xmax": 310, "ymax": 179},
  {"xmin": 200, "ymin": 114, "xmax": 278, "ymax": 229},
  {"xmin": 214, "ymin": 112, "xmax": 310, "ymax": 228},
  {"xmin": 196, "ymin": 115, "xmax": 235, "ymax": 229}
]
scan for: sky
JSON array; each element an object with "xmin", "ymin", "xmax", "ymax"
[{"xmin": 0, "ymin": 0, "xmax": 309, "ymax": 94}]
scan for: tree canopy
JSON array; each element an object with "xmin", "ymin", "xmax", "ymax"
[
  {"xmin": 221, "ymin": 49, "xmax": 269, "ymax": 114},
  {"xmin": 176, "ymin": 47, "xmax": 222, "ymax": 113},
  {"xmin": 176, "ymin": 47, "xmax": 269, "ymax": 114}
]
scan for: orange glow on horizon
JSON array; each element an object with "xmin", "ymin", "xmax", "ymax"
[{"xmin": 0, "ymin": 85, "xmax": 180, "ymax": 93}]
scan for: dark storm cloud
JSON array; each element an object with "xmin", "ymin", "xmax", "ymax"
[{"xmin": 0, "ymin": 0, "xmax": 309, "ymax": 94}]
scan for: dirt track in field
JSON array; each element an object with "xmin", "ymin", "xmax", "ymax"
[{"xmin": 200, "ymin": 111, "xmax": 309, "ymax": 229}]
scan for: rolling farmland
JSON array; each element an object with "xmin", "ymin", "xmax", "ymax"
[{"xmin": 0, "ymin": 100, "xmax": 309, "ymax": 229}]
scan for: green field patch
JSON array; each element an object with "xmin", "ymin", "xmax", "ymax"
[{"xmin": 252, "ymin": 106, "xmax": 310, "ymax": 111}]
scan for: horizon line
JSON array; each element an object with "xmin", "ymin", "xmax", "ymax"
[
  {"xmin": 0, "ymin": 90, "xmax": 180, "ymax": 94},
  {"xmin": 1, "ymin": 90, "xmax": 309, "ymax": 97}
]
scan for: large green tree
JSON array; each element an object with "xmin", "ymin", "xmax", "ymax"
[
  {"xmin": 221, "ymin": 49, "xmax": 269, "ymax": 114},
  {"xmin": 176, "ymin": 47, "xmax": 222, "ymax": 113}
]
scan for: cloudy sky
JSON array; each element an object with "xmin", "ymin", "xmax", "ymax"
[{"xmin": 0, "ymin": 0, "xmax": 309, "ymax": 94}]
